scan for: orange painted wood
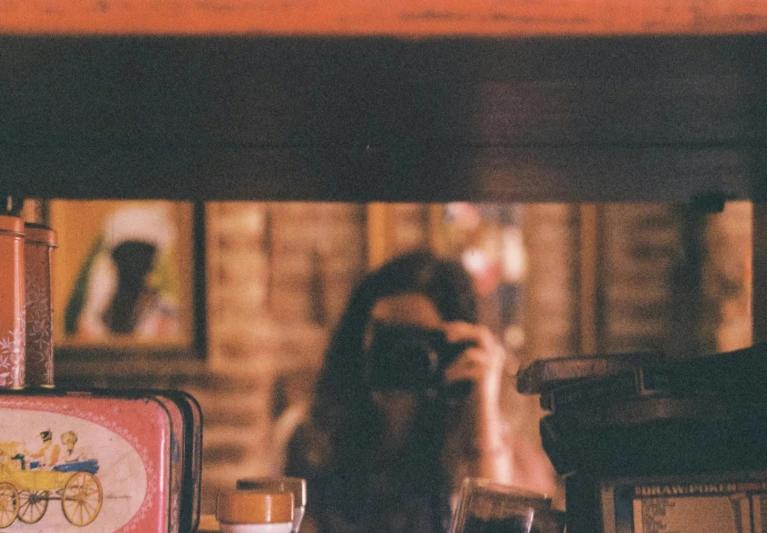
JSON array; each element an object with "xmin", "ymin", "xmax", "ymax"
[{"xmin": 1, "ymin": 0, "xmax": 767, "ymax": 37}]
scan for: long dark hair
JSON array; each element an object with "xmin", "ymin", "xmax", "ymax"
[{"xmin": 289, "ymin": 250, "xmax": 477, "ymax": 525}]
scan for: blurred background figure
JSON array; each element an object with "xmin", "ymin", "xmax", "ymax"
[{"xmin": 285, "ymin": 250, "xmax": 558, "ymax": 533}]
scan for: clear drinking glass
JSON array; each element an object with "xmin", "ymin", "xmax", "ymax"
[{"xmin": 449, "ymin": 478, "xmax": 565, "ymax": 533}]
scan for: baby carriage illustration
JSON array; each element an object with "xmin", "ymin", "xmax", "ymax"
[{"xmin": 0, "ymin": 441, "xmax": 103, "ymax": 528}]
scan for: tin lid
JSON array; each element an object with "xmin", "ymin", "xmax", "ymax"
[
  {"xmin": 217, "ymin": 490, "xmax": 293, "ymax": 525},
  {"xmin": 236, "ymin": 477, "xmax": 307, "ymax": 507},
  {"xmin": 24, "ymin": 222, "xmax": 57, "ymax": 247},
  {"xmin": 0, "ymin": 214, "xmax": 24, "ymax": 236}
]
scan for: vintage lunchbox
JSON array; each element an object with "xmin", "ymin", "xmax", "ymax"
[
  {"xmin": 0, "ymin": 387, "xmax": 202, "ymax": 533},
  {"xmin": 104, "ymin": 387, "xmax": 203, "ymax": 533},
  {"xmin": 136, "ymin": 388, "xmax": 203, "ymax": 533}
]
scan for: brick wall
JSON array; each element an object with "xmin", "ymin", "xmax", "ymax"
[
  {"xmin": 601, "ymin": 203, "xmax": 681, "ymax": 354},
  {"xmin": 523, "ymin": 204, "xmax": 580, "ymax": 363},
  {"xmin": 199, "ymin": 202, "xmax": 366, "ymax": 513},
  {"xmin": 601, "ymin": 202, "xmax": 753, "ymax": 357}
]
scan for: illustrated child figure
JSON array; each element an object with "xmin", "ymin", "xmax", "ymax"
[
  {"xmin": 61, "ymin": 430, "xmax": 91, "ymax": 463},
  {"xmin": 27, "ymin": 430, "xmax": 60, "ymax": 470}
]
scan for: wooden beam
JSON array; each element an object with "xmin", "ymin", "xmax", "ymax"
[
  {"xmin": 366, "ymin": 204, "xmax": 395, "ymax": 270},
  {"xmin": 1, "ymin": 36, "xmax": 765, "ymax": 203},
  {"xmin": 428, "ymin": 205, "xmax": 446, "ymax": 257},
  {"xmin": 3, "ymin": 144, "xmax": 764, "ymax": 203},
  {"xmin": 579, "ymin": 204, "xmax": 599, "ymax": 355},
  {"xmin": 2, "ymin": 0, "xmax": 767, "ymax": 37}
]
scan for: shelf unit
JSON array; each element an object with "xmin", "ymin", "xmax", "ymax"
[{"xmin": 1, "ymin": 34, "xmax": 765, "ymax": 341}]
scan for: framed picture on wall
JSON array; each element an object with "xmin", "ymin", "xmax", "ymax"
[{"xmin": 48, "ymin": 200, "xmax": 198, "ymax": 353}]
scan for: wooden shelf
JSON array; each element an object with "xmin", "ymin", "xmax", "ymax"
[{"xmin": 1, "ymin": 34, "xmax": 766, "ymax": 203}]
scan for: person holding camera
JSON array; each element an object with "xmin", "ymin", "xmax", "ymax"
[{"xmin": 285, "ymin": 250, "xmax": 557, "ymax": 533}]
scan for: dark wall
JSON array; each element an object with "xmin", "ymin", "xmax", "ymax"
[{"xmin": 1, "ymin": 35, "xmax": 766, "ymax": 202}]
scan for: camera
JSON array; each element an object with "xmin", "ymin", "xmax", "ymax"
[{"xmin": 367, "ymin": 322, "xmax": 475, "ymax": 394}]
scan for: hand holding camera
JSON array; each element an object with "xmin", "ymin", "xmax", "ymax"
[
  {"xmin": 367, "ymin": 320, "xmax": 508, "ymax": 406},
  {"xmin": 442, "ymin": 321, "xmax": 509, "ymax": 406}
]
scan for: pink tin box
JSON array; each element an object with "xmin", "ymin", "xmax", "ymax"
[{"xmin": 0, "ymin": 388, "xmax": 202, "ymax": 533}]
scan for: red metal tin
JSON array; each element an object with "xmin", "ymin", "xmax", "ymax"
[
  {"xmin": 13, "ymin": 386, "xmax": 205, "ymax": 532},
  {"xmin": 168, "ymin": 389, "xmax": 203, "ymax": 532},
  {"xmin": 24, "ymin": 223, "xmax": 57, "ymax": 388},
  {"xmin": 0, "ymin": 390, "xmax": 176, "ymax": 532},
  {"xmin": 149, "ymin": 393, "xmax": 185, "ymax": 533},
  {"xmin": 0, "ymin": 214, "xmax": 26, "ymax": 389},
  {"xmin": 127, "ymin": 388, "xmax": 203, "ymax": 532}
]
